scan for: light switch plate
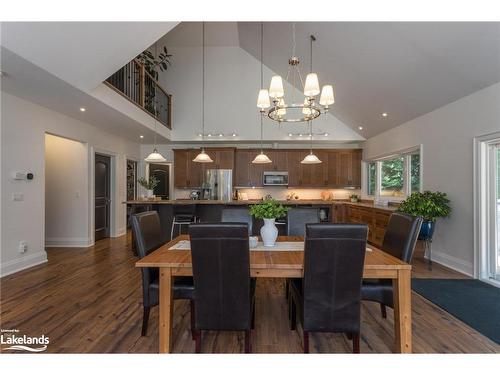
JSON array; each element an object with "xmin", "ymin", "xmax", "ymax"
[{"xmin": 12, "ymin": 193, "xmax": 24, "ymax": 201}]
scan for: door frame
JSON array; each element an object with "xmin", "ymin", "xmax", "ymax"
[
  {"xmin": 145, "ymin": 161, "xmax": 173, "ymax": 199},
  {"xmin": 90, "ymin": 147, "xmax": 118, "ymax": 244},
  {"xmin": 473, "ymin": 131, "xmax": 500, "ymax": 287}
]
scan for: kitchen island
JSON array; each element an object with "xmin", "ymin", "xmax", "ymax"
[{"xmin": 124, "ymin": 199, "xmax": 398, "ymax": 247}]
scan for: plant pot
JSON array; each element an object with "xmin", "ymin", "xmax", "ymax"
[
  {"xmin": 146, "ymin": 189, "xmax": 154, "ymax": 198},
  {"xmin": 419, "ymin": 220, "xmax": 435, "ymax": 240},
  {"xmin": 261, "ymin": 218, "xmax": 278, "ymax": 247},
  {"xmin": 350, "ymin": 198, "xmax": 358, "ymax": 203}
]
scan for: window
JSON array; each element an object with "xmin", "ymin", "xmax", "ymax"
[
  {"xmin": 380, "ymin": 156, "xmax": 405, "ymax": 197},
  {"xmin": 367, "ymin": 162, "xmax": 376, "ymax": 196},
  {"xmin": 365, "ymin": 147, "xmax": 421, "ymax": 199}
]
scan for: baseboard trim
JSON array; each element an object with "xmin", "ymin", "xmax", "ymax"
[
  {"xmin": 45, "ymin": 237, "xmax": 92, "ymax": 248},
  {"xmin": 429, "ymin": 249, "xmax": 474, "ymax": 277},
  {"xmin": 113, "ymin": 228, "xmax": 126, "ymax": 237},
  {"xmin": 1, "ymin": 251, "xmax": 48, "ymax": 277}
]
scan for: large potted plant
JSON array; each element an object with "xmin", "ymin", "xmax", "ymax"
[
  {"xmin": 138, "ymin": 176, "xmax": 159, "ymax": 199},
  {"xmin": 397, "ymin": 191, "xmax": 451, "ymax": 240},
  {"xmin": 249, "ymin": 198, "xmax": 289, "ymax": 247}
]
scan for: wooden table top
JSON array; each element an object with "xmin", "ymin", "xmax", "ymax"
[{"xmin": 136, "ymin": 235, "xmax": 411, "ymax": 271}]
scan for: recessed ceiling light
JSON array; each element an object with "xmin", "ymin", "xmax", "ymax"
[
  {"xmin": 197, "ymin": 133, "xmax": 202, "ymax": 137},
  {"xmin": 288, "ymin": 133, "xmax": 293, "ymax": 137},
  {"xmin": 79, "ymin": 107, "xmax": 86, "ymax": 112},
  {"xmin": 232, "ymin": 133, "xmax": 237, "ymax": 137},
  {"xmin": 140, "ymin": 135, "xmax": 144, "ymax": 139},
  {"xmin": 381, "ymin": 112, "xmax": 388, "ymax": 117},
  {"xmin": 358, "ymin": 126, "xmax": 363, "ymax": 130},
  {"xmin": 299, "ymin": 134, "xmax": 303, "ymax": 137},
  {"xmin": 207, "ymin": 134, "xmax": 212, "ymax": 137},
  {"xmin": 218, "ymin": 133, "xmax": 223, "ymax": 137},
  {"xmin": 324, "ymin": 133, "xmax": 329, "ymax": 136}
]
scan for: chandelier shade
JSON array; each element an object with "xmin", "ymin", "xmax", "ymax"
[
  {"xmin": 269, "ymin": 76, "xmax": 284, "ymax": 99},
  {"xmin": 320, "ymin": 85, "xmax": 335, "ymax": 106},
  {"xmin": 257, "ymin": 89, "xmax": 271, "ymax": 109},
  {"xmin": 304, "ymin": 73, "xmax": 320, "ymax": 97}
]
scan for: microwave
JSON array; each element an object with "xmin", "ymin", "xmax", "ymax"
[{"xmin": 263, "ymin": 171, "xmax": 289, "ymax": 186}]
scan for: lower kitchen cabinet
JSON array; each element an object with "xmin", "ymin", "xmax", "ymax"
[{"xmin": 345, "ymin": 204, "xmax": 392, "ymax": 247}]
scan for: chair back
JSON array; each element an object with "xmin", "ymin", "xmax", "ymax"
[
  {"xmin": 303, "ymin": 223, "xmax": 368, "ymax": 333},
  {"xmin": 131, "ymin": 211, "xmax": 163, "ymax": 305},
  {"xmin": 221, "ymin": 208, "xmax": 253, "ymax": 235},
  {"xmin": 287, "ymin": 208, "xmax": 319, "ymax": 236},
  {"xmin": 382, "ymin": 212, "xmax": 423, "ymax": 263},
  {"xmin": 189, "ymin": 223, "xmax": 252, "ymax": 331}
]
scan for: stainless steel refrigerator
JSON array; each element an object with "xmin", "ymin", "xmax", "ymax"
[{"xmin": 204, "ymin": 169, "xmax": 233, "ymax": 202}]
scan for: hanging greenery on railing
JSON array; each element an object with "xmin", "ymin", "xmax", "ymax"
[{"xmin": 136, "ymin": 45, "xmax": 172, "ymax": 81}]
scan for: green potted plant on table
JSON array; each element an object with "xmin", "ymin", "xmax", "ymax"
[
  {"xmin": 138, "ymin": 176, "xmax": 159, "ymax": 199},
  {"xmin": 249, "ymin": 198, "xmax": 289, "ymax": 247},
  {"xmin": 397, "ymin": 191, "xmax": 451, "ymax": 240},
  {"xmin": 350, "ymin": 194, "xmax": 360, "ymax": 203}
]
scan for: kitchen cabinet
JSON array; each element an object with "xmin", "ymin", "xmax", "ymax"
[
  {"xmin": 300, "ymin": 150, "xmax": 328, "ymax": 187},
  {"xmin": 345, "ymin": 204, "xmax": 392, "ymax": 247},
  {"xmin": 336, "ymin": 150, "xmax": 362, "ymax": 187},
  {"xmin": 234, "ymin": 149, "xmax": 263, "ymax": 187},
  {"xmin": 286, "ymin": 150, "xmax": 304, "ymax": 187},
  {"xmin": 204, "ymin": 148, "xmax": 235, "ymax": 170},
  {"xmin": 173, "ymin": 149, "xmax": 203, "ymax": 188}
]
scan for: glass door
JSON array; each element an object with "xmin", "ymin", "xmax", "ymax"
[{"xmin": 494, "ymin": 146, "xmax": 500, "ymax": 279}]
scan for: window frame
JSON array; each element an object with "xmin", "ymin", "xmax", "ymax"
[{"xmin": 363, "ymin": 145, "xmax": 422, "ymax": 201}]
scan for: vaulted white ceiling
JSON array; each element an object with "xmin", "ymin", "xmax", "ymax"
[{"xmin": 165, "ymin": 22, "xmax": 500, "ymax": 138}]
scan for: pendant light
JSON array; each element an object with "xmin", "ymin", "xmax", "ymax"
[
  {"xmin": 253, "ymin": 22, "xmax": 272, "ymax": 164},
  {"xmin": 145, "ymin": 42, "xmax": 167, "ymax": 163},
  {"xmin": 193, "ymin": 22, "xmax": 214, "ymax": 163},
  {"xmin": 301, "ymin": 121, "xmax": 322, "ymax": 164}
]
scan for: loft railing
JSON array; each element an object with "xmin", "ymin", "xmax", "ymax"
[{"xmin": 104, "ymin": 59, "xmax": 172, "ymax": 129}]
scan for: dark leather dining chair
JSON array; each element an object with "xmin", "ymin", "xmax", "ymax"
[
  {"xmin": 361, "ymin": 212, "xmax": 423, "ymax": 318},
  {"xmin": 221, "ymin": 208, "xmax": 253, "ymax": 235},
  {"xmin": 285, "ymin": 208, "xmax": 320, "ymax": 300},
  {"xmin": 189, "ymin": 223, "xmax": 255, "ymax": 353},
  {"xmin": 289, "ymin": 223, "xmax": 368, "ymax": 353},
  {"xmin": 131, "ymin": 211, "xmax": 196, "ymax": 338}
]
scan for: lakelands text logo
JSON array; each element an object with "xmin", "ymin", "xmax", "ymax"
[{"xmin": 1, "ymin": 329, "xmax": 49, "ymax": 352}]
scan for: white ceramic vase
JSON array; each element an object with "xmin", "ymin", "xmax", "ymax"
[
  {"xmin": 146, "ymin": 189, "xmax": 154, "ymax": 198},
  {"xmin": 261, "ymin": 218, "xmax": 278, "ymax": 247}
]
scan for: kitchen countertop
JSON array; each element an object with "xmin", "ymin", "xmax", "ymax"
[{"xmin": 124, "ymin": 199, "xmax": 398, "ymax": 211}]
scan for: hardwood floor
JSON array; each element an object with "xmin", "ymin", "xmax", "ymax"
[{"xmin": 1, "ymin": 233, "xmax": 498, "ymax": 354}]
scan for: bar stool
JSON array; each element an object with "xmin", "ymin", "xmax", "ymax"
[{"xmin": 171, "ymin": 205, "xmax": 198, "ymax": 240}]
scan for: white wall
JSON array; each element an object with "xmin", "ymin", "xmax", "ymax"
[
  {"xmin": 363, "ymin": 82, "xmax": 500, "ymax": 276},
  {"xmin": 159, "ymin": 45, "xmax": 364, "ymax": 142},
  {"xmin": 44, "ymin": 134, "xmax": 88, "ymax": 246},
  {"xmin": 1, "ymin": 92, "xmax": 141, "ymax": 276}
]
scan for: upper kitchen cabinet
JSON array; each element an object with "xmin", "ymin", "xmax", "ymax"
[
  {"xmin": 204, "ymin": 148, "xmax": 235, "ymax": 170},
  {"xmin": 173, "ymin": 149, "xmax": 204, "ymax": 188},
  {"xmin": 300, "ymin": 150, "xmax": 328, "ymax": 187},
  {"xmin": 234, "ymin": 149, "xmax": 264, "ymax": 187}
]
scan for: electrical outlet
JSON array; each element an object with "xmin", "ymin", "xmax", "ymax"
[
  {"xmin": 19, "ymin": 241, "xmax": 28, "ymax": 253},
  {"xmin": 12, "ymin": 193, "xmax": 24, "ymax": 201}
]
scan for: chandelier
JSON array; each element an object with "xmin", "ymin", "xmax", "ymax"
[{"xmin": 256, "ymin": 24, "xmax": 335, "ymax": 123}]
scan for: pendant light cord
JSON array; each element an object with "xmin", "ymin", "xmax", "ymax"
[
  {"xmin": 202, "ymin": 22, "xmax": 205, "ymax": 150},
  {"xmin": 260, "ymin": 22, "xmax": 264, "ymax": 152},
  {"xmin": 153, "ymin": 42, "xmax": 158, "ymax": 150}
]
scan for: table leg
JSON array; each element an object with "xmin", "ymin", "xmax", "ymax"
[
  {"xmin": 393, "ymin": 268, "xmax": 412, "ymax": 353},
  {"xmin": 159, "ymin": 267, "xmax": 173, "ymax": 353}
]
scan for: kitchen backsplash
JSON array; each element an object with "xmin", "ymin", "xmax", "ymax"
[{"xmin": 175, "ymin": 187, "xmax": 361, "ymax": 200}]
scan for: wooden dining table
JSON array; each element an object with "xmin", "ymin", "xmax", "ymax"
[{"xmin": 135, "ymin": 235, "xmax": 412, "ymax": 354}]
